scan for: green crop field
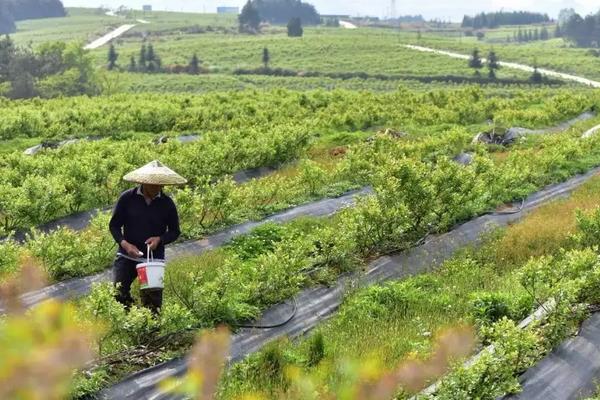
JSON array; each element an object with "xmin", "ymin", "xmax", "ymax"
[
  {"xmin": 409, "ymin": 30, "xmax": 600, "ymax": 82},
  {"xmin": 3, "ymin": 4, "xmax": 600, "ymax": 400}
]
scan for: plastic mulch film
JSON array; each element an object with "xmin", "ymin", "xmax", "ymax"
[
  {"xmin": 501, "ymin": 312, "xmax": 600, "ymax": 400},
  {"xmin": 100, "ymin": 166, "xmax": 600, "ymax": 400},
  {"xmin": 0, "ymin": 187, "xmax": 371, "ymax": 313}
]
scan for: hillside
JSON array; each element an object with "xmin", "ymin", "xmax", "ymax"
[{"xmin": 3, "ymin": 5, "xmax": 600, "ymax": 400}]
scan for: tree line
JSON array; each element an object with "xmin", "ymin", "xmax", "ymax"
[
  {"xmin": 462, "ymin": 11, "xmax": 550, "ymax": 29},
  {"xmin": 108, "ymin": 42, "xmax": 206, "ymax": 75},
  {"xmin": 0, "ymin": 0, "xmax": 66, "ymax": 34},
  {"xmin": 511, "ymin": 27, "xmax": 550, "ymax": 42},
  {"xmin": 468, "ymin": 48, "xmax": 546, "ymax": 83},
  {"xmin": 239, "ymin": 0, "xmax": 318, "ymax": 34},
  {"xmin": 561, "ymin": 11, "xmax": 600, "ymax": 47},
  {"xmin": 0, "ymin": 35, "xmax": 97, "ymax": 99}
]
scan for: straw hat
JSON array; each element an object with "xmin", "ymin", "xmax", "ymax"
[{"xmin": 123, "ymin": 160, "xmax": 188, "ymax": 186}]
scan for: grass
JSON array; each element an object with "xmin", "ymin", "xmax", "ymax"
[
  {"xmin": 96, "ymin": 27, "xmax": 524, "ymax": 80},
  {"xmin": 217, "ymin": 172, "xmax": 600, "ymax": 399},
  {"xmin": 12, "ymin": 8, "xmax": 120, "ymax": 46},
  {"xmin": 408, "ymin": 30, "xmax": 600, "ymax": 82}
]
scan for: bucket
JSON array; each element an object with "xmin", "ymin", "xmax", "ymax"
[{"xmin": 136, "ymin": 245, "xmax": 165, "ymax": 290}]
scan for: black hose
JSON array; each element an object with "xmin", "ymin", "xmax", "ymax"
[
  {"xmin": 491, "ymin": 198, "xmax": 526, "ymax": 215},
  {"xmin": 230, "ymin": 297, "xmax": 298, "ymax": 329}
]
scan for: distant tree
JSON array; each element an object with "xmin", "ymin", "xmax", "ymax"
[
  {"xmin": 527, "ymin": 30, "xmax": 533, "ymax": 41},
  {"xmin": 513, "ymin": 31, "xmax": 517, "ymax": 42},
  {"xmin": 262, "ymin": 47, "xmax": 270, "ymax": 69},
  {"xmin": 533, "ymin": 28, "xmax": 539, "ymax": 41},
  {"xmin": 468, "ymin": 48, "xmax": 483, "ymax": 75},
  {"xmin": 1, "ymin": 0, "xmax": 65, "ymax": 27},
  {"xmin": 128, "ymin": 55, "xmax": 136, "ymax": 72},
  {"xmin": 139, "ymin": 43, "xmax": 147, "ymax": 71},
  {"xmin": 487, "ymin": 50, "xmax": 500, "ymax": 79},
  {"xmin": 0, "ymin": 3, "xmax": 16, "ymax": 34},
  {"xmin": 462, "ymin": 11, "xmax": 549, "ymax": 29},
  {"xmin": 554, "ymin": 23, "xmax": 562, "ymax": 38},
  {"xmin": 239, "ymin": 0, "xmax": 261, "ymax": 33},
  {"xmin": 107, "ymin": 43, "xmax": 118, "ymax": 70},
  {"xmin": 188, "ymin": 53, "xmax": 200, "ymax": 74},
  {"xmin": 540, "ymin": 26, "xmax": 549, "ymax": 40},
  {"xmin": 287, "ymin": 17, "xmax": 303, "ymax": 37},
  {"xmin": 530, "ymin": 65, "xmax": 543, "ymax": 84},
  {"xmin": 252, "ymin": 0, "xmax": 320, "ymax": 25},
  {"xmin": 146, "ymin": 43, "xmax": 155, "ymax": 62},
  {"xmin": 558, "ymin": 8, "xmax": 576, "ymax": 26},
  {"xmin": 517, "ymin": 28, "xmax": 523, "ymax": 42},
  {"xmin": 0, "ymin": 34, "xmax": 15, "ymax": 81},
  {"xmin": 0, "ymin": 38, "xmax": 98, "ymax": 99},
  {"xmin": 476, "ymin": 31, "xmax": 485, "ymax": 41}
]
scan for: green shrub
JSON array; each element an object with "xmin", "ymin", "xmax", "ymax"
[
  {"xmin": 433, "ymin": 318, "xmax": 540, "ymax": 399},
  {"xmin": 470, "ymin": 292, "xmax": 512, "ymax": 327},
  {"xmin": 26, "ymin": 213, "xmax": 115, "ymax": 281},
  {"xmin": 0, "ymin": 240, "xmax": 21, "ymax": 281},
  {"xmin": 227, "ymin": 222, "xmax": 286, "ymax": 261},
  {"xmin": 572, "ymin": 207, "xmax": 600, "ymax": 248},
  {"xmin": 256, "ymin": 339, "xmax": 289, "ymax": 387},
  {"xmin": 306, "ymin": 331, "xmax": 325, "ymax": 367}
]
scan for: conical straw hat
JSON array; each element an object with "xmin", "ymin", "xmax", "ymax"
[{"xmin": 123, "ymin": 160, "xmax": 188, "ymax": 185}]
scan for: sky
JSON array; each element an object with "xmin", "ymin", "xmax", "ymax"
[{"xmin": 63, "ymin": 0, "xmax": 599, "ymax": 21}]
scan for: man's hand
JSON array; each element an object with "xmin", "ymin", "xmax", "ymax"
[
  {"xmin": 121, "ymin": 240, "xmax": 142, "ymax": 258},
  {"xmin": 145, "ymin": 236, "xmax": 161, "ymax": 251}
]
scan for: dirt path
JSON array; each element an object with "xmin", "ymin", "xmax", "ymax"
[
  {"xmin": 84, "ymin": 10, "xmax": 150, "ymax": 50},
  {"xmin": 339, "ymin": 20, "xmax": 357, "ymax": 29},
  {"xmin": 404, "ymin": 44, "xmax": 600, "ymax": 88},
  {"xmin": 84, "ymin": 24, "xmax": 136, "ymax": 50}
]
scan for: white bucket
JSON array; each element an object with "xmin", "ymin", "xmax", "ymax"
[{"xmin": 136, "ymin": 245, "xmax": 165, "ymax": 290}]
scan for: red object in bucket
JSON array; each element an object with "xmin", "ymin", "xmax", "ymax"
[{"xmin": 137, "ymin": 265, "xmax": 148, "ymax": 288}]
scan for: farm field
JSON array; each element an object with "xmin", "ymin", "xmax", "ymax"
[
  {"xmin": 409, "ymin": 31, "xmax": 600, "ymax": 82},
  {"xmin": 4, "ymin": 3, "xmax": 600, "ymax": 400}
]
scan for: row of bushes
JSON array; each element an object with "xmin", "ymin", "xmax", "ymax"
[{"xmin": 70, "ymin": 123, "xmax": 600, "ymax": 396}]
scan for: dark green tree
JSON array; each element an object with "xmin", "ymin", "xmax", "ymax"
[
  {"xmin": 287, "ymin": 17, "xmax": 303, "ymax": 37},
  {"xmin": 540, "ymin": 26, "xmax": 549, "ymax": 40},
  {"xmin": 188, "ymin": 53, "xmax": 200, "ymax": 74},
  {"xmin": 530, "ymin": 66, "xmax": 543, "ymax": 84},
  {"xmin": 517, "ymin": 28, "xmax": 523, "ymax": 42},
  {"xmin": 262, "ymin": 47, "xmax": 270, "ymax": 69},
  {"xmin": 239, "ymin": 0, "xmax": 261, "ymax": 33},
  {"xmin": 533, "ymin": 28, "xmax": 539, "ymax": 41},
  {"xmin": 139, "ymin": 43, "xmax": 147, "ymax": 71},
  {"xmin": 468, "ymin": 48, "xmax": 483, "ymax": 75},
  {"xmin": 146, "ymin": 43, "xmax": 155, "ymax": 62},
  {"xmin": 107, "ymin": 43, "xmax": 118, "ymax": 70},
  {"xmin": 128, "ymin": 55, "xmax": 136, "ymax": 72},
  {"xmin": 487, "ymin": 50, "xmax": 500, "ymax": 79},
  {"xmin": 0, "ymin": 34, "xmax": 15, "ymax": 81},
  {"xmin": 555, "ymin": 23, "xmax": 562, "ymax": 38},
  {"xmin": 0, "ymin": 3, "xmax": 16, "ymax": 34}
]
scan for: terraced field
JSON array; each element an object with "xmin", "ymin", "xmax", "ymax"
[{"xmin": 4, "ymin": 6, "xmax": 600, "ymax": 400}]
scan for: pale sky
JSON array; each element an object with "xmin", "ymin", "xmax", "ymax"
[{"xmin": 63, "ymin": 0, "xmax": 599, "ymax": 21}]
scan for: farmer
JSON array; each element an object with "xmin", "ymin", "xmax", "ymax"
[{"xmin": 109, "ymin": 160, "xmax": 187, "ymax": 313}]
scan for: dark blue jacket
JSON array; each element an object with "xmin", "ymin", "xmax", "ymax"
[{"xmin": 109, "ymin": 187, "xmax": 181, "ymax": 259}]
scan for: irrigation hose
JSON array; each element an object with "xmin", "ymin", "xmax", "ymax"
[
  {"xmin": 491, "ymin": 198, "xmax": 526, "ymax": 215},
  {"xmin": 230, "ymin": 297, "xmax": 298, "ymax": 329}
]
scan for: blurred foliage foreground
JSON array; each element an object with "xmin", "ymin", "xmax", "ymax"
[{"xmin": 0, "ymin": 259, "xmax": 474, "ymax": 400}]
